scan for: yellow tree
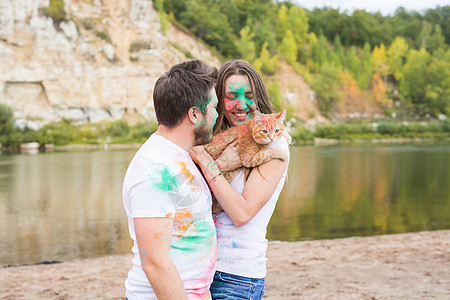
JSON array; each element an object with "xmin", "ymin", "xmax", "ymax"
[
  {"xmin": 253, "ymin": 41, "xmax": 279, "ymax": 75},
  {"xmin": 287, "ymin": 6, "xmax": 309, "ymax": 45},
  {"xmin": 387, "ymin": 37, "xmax": 409, "ymax": 81},
  {"xmin": 279, "ymin": 30, "xmax": 298, "ymax": 65},
  {"xmin": 276, "ymin": 4, "xmax": 288, "ymax": 40},
  {"xmin": 372, "ymin": 43, "xmax": 389, "ymax": 81},
  {"xmin": 238, "ymin": 26, "xmax": 256, "ymax": 63}
]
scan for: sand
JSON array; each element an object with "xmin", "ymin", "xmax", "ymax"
[{"xmin": 1, "ymin": 230, "xmax": 449, "ymax": 300}]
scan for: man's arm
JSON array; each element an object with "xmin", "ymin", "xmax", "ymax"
[{"xmin": 134, "ymin": 217, "xmax": 188, "ymax": 300}]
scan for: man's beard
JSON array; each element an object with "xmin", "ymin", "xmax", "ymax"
[{"xmin": 193, "ymin": 120, "xmax": 213, "ymax": 146}]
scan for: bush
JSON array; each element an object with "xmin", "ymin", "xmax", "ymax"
[
  {"xmin": 96, "ymin": 31, "xmax": 112, "ymax": 44},
  {"xmin": 36, "ymin": 119, "xmax": 81, "ymax": 145},
  {"xmin": 291, "ymin": 125, "xmax": 314, "ymax": 142},
  {"xmin": 315, "ymin": 123, "xmax": 374, "ymax": 139},
  {"xmin": 40, "ymin": 0, "xmax": 67, "ymax": 27},
  {"xmin": 130, "ymin": 122, "xmax": 158, "ymax": 141},
  {"xmin": 106, "ymin": 120, "xmax": 130, "ymax": 137},
  {"xmin": 130, "ymin": 40, "xmax": 152, "ymax": 53},
  {"xmin": 0, "ymin": 104, "xmax": 14, "ymax": 146}
]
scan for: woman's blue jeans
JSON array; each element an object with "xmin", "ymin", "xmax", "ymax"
[{"xmin": 210, "ymin": 271, "xmax": 265, "ymax": 300}]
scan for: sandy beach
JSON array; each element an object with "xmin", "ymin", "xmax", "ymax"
[{"xmin": 1, "ymin": 230, "xmax": 449, "ymax": 299}]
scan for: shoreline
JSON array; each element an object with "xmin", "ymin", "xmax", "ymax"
[
  {"xmin": 2, "ymin": 137, "xmax": 449, "ymax": 153},
  {"xmin": 2, "ymin": 230, "xmax": 449, "ymax": 299}
]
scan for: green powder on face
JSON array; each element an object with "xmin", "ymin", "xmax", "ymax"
[
  {"xmin": 227, "ymin": 83, "xmax": 255, "ymax": 107},
  {"xmin": 196, "ymin": 94, "xmax": 212, "ymax": 115}
]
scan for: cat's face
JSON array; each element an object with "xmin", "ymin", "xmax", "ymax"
[
  {"xmin": 223, "ymin": 75, "xmax": 257, "ymax": 125},
  {"xmin": 252, "ymin": 110, "xmax": 286, "ymax": 144}
]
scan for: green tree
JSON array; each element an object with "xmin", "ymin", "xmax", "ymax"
[
  {"xmin": 345, "ymin": 46, "xmax": 360, "ymax": 83},
  {"xmin": 154, "ymin": 0, "xmax": 168, "ymax": 34},
  {"xmin": 358, "ymin": 42, "xmax": 374, "ymax": 90},
  {"xmin": 179, "ymin": 0, "xmax": 237, "ymax": 57},
  {"xmin": 333, "ymin": 35, "xmax": 345, "ymax": 66},
  {"xmin": 423, "ymin": 54, "xmax": 450, "ymax": 116},
  {"xmin": 416, "ymin": 21, "xmax": 433, "ymax": 50},
  {"xmin": 427, "ymin": 24, "xmax": 446, "ymax": 53},
  {"xmin": 312, "ymin": 62, "xmax": 342, "ymax": 114},
  {"xmin": 399, "ymin": 49, "xmax": 430, "ymax": 114}
]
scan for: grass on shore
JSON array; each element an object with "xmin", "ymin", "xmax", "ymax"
[{"xmin": 1, "ymin": 118, "xmax": 450, "ymax": 149}]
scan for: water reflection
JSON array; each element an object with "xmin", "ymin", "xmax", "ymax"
[
  {"xmin": 0, "ymin": 150, "xmax": 136, "ymax": 266},
  {"xmin": 0, "ymin": 143, "xmax": 449, "ymax": 266},
  {"xmin": 268, "ymin": 144, "xmax": 450, "ymax": 241}
]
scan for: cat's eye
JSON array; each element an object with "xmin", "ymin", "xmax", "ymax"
[
  {"xmin": 275, "ymin": 129, "xmax": 280, "ymax": 133},
  {"xmin": 262, "ymin": 130, "xmax": 268, "ymax": 134}
]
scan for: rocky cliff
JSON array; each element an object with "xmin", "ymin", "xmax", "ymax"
[
  {"xmin": 0, "ymin": 0, "xmax": 220, "ymax": 125},
  {"xmin": 0, "ymin": 0, "xmax": 322, "ymax": 127}
]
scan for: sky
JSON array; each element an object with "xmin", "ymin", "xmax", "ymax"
[{"xmin": 292, "ymin": 0, "xmax": 449, "ymax": 16}]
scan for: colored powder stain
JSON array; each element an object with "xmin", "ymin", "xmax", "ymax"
[
  {"xmin": 178, "ymin": 161, "xmax": 195, "ymax": 184},
  {"xmin": 174, "ymin": 210, "xmax": 194, "ymax": 232},
  {"xmin": 165, "ymin": 212, "xmax": 173, "ymax": 218},
  {"xmin": 139, "ymin": 249, "xmax": 147, "ymax": 264},
  {"xmin": 171, "ymin": 219, "xmax": 215, "ymax": 253},
  {"xmin": 196, "ymin": 96, "xmax": 210, "ymax": 115},
  {"xmin": 154, "ymin": 232, "xmax": 162, "ymax": 239},
  {"xmin": 151, "ymin": 164, "xmax": 178, "ymax": 192},
  {"xmin": 213, "ymin": 214, "xmax": 224, "ymax": 227},
  {"xmin": 231, "ymin": 241, "xmax": 238, "ymax": 248}
]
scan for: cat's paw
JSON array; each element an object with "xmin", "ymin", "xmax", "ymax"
[
  {"xmin": 273, "ymin": 147, "xmax": 289, "ymax": 161},
  {"xmin": 224, "ymin": 169, "xmax": 240, "ymax": 182}
]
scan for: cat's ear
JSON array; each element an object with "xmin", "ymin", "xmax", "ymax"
[
  {"xmin": 277, "ymin": 109, "xmax": 287, "ymax": 122},
  {"xmin": 254, "ymin": 110, "xmax": 264, "ymax": 125}
]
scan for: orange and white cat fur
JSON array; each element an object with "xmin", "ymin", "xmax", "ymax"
[{"xmin": 204, "ymin": 109, "xmax": 290, "ymax": 213}]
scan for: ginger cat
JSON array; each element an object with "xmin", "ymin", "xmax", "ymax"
[{"xmin": 204, "ymin": 109, "xmax": 290, "ymax": 213}]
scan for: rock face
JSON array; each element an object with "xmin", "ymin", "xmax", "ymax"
[{"xmin": 0, "ymin": 0, "xmax": 220, "ymax": 124}]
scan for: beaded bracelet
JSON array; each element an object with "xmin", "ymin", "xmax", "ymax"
[{"xmin": 208, "ymin": 172, "xmax": 222, "ymax": 184}]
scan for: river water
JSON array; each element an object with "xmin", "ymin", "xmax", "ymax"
[{"xmin": 1, "ymin": 143, "xmax": 449, "ymax": 266}]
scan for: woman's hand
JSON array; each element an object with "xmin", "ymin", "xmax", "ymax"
[
  {"xmin": 215, "ymin": 140, "xmax": 242, "ymax": 172},
  {"xmin": 189, "ymin": 146, "xmax": 213, "ymax": 166}
]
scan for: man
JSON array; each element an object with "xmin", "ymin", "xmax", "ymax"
[{"xmin": 122, "ymin": 60, "xmax": 219, "ymax": 299}]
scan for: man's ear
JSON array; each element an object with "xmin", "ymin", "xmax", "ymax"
[{"xmin": 187, "ymin": 107, "xmax": 198, "ymax": 125}]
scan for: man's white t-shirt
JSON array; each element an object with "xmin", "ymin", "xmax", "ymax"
[{"xmin": 123, "ymin": 134, "xmax": 217, "ymax": 299}]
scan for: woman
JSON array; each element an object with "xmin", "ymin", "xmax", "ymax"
[{"xmin": 190, "ymin": 60, "xmax": 290, "ymax": 300}]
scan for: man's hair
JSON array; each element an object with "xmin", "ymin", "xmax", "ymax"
[
  {"xmin": 153, "ymin": 60, "xmax": 218, "ymax": 128},
  {"xmin": 214, "ymin": 59, "xmax": 273, "ymax": 133}
]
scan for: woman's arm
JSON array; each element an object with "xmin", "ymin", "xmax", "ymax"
[{"xmin": 190, "ymin": 146, "xmax": 288, "ymax": 227}]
